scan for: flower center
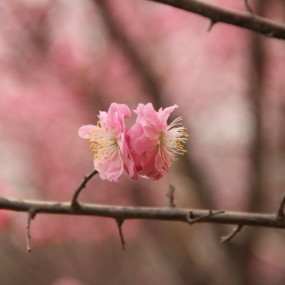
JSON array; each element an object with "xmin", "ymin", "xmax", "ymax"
[
  {"xmin": 157, "ymin": 116, "xmax": 188, "ymax": 163},
  {"xmin": 88, "ymin": 125, "xmax": 120, "ymax": 162}
]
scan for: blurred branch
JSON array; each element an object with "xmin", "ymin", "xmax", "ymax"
[
  {"xmin": 148, "ymin": 0, "xmax": 285, "ymax": 40},
  {"xmin": 1, "ymin": 197, "xmax": 285, "ymax": 229},
  {"xmin": 243, "ymin": 0, "xmax": 253, "ymax": 13},
  {"xmin": 277, "ymin": 193, "xmax": 285, "ymax": 220},
  {"xmin": 96, "ymin": 0, "xmax": 161, "ymax": 108},
  {"xmin": 166, "ymin": 185, "xmax": 176, "ymax": 208},
  {"xmin": 245, "ymin": 0, "xmax": 268, "ymax": 215}
]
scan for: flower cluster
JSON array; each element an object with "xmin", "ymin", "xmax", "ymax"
[{"xmin": 78, "ymin": 103, "xmax": 188, "ymax": 181}]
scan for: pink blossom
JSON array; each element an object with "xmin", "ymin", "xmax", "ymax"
[
  {"xmin": 78, "ymin": 103, "xmax": 137, "ymax": 181},
  {"xmin": 128, "ymin": 103, "xmax": 188, "ymax": 180}
]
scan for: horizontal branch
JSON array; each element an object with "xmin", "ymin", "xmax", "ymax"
[
  {"xmin": 148, "ymin": 0, "xmax": 285, "ymax": 40},
  {"xmin": 1, "ymin": 197, "xmax": 285, "ymax": 229}
]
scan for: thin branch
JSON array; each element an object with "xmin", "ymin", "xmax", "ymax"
[
  {"xmin": 26, "ymin": 213, "xmax": 32, "ymax": 252},
  {"xmin": 221, "ymin": 225, "xmax": 243, "ymax": 243},
  {"xmin": 1, "ymin": 197, "xmax": 285, "ymax": 229},
  {"xmin": 148, "ymin": 0, "xmax": 285, "ymax": 40},
  {"xmin": 166, "ymin": 185, "xmax": 176, "ymax": 208},
  {"xmin": 207, "ymin": 20, "xmax": 217, "ymax": 32},
  {"xmin": 71, "ymin": 170, "xmax": 98, "ymax": 209},
  {"xmin": 116, "ymin": 218, "xmax": 126, "ymax": 251},
  {"xmin": 276, "ymin": 193, "xmax": 285, "ymax": 220},
  {"xmin": 186, "ymin": 210, "xmax": 224, "ymax": 225},
  {"xmin": 244, "ymin": 0, "xmax": 253, "ymax": 13},
  {"xmin": 26, "ymin": 208, "xmax": 38, "ymax": 253}
]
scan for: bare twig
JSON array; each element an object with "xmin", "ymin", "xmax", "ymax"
[
  {"xmin": 148, "ymin": 0, "xmax": 285, "ymax": 40},
  {"xmin": 116, "ymin": 219, "xmax": 126, "ymax": 251},
  {"xmin": 1, "ymin": 197, "xmax": 285, "ymax": 229},
  {"xmin": 26, "ymin": 213, "xmax": 32, "ymax": 252},
  {"xmin": 276, "ymin": 193, "xmax": 285, "ymax": 220},
  {"xmin": 186, "ymin": 210, "xmax": 225, "ymax": 225},
  {"xmin": 221, "ymin": 225, "xmax": 243, "ymax": 243},
  {"xmin": 71, "ymin": 170, "xmax": 98, "ymax": 209},
  {"xmin": 207, "ymin": 20, "xmax": 216, "ymax": 32},
  {"xmin": 166, "ymin": 185, "xmax": 176, "ymax": 208},
  {"xmin": 244, "ymin": 0, "xmax": 253, "ymax": 13},
  {"xmin": 26, "ymin": 208, "xmax": 38, "ymax": 253}
]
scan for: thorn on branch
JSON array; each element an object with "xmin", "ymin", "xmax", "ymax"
[
  {"xmin": 166, "ymin": 185, "xmax": 176, "ymax": 208},
  {"xmin": 276, "ymin": 193, "xmax": 285, "ymax": 220},
  {"xmin": 244, "ymin": 0, "xmax": 253, "ymax": 14},
  {"xmin": 221, "ymin": 224, "xmax": 243, "ymax": 243},
  {"xmin": 71, "ymin": 169, "xmax": 98, "ymax": 209},
  {"xmin": 186, "ymin": 210, "xmax": 224, "ymax": 225},
  {"xmin": 26, "ymin": 208, "xmax": 38, "ymax": 253},
  {"xmin": 208, "ymin": 20, "xmax": 217, "ymax": 32},
  {"xmin": 116, "ymin": 218, "xmax": 126, "ymax": 251}
]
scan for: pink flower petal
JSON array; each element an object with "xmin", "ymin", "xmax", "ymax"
[
  {"xmin": 158, "ymin": 104, "xmax": 178, "ymax": 127},
  {"xmin": 78, "ymin": 103, "xmax": 137, "ymax": 181},
  {"xmin": 128, "ymin": 103, "xmax": 187, "ymax": 180},
  {"xmin": 94, "ymin": 150, "xmax": 124, "ymax": 182},
  {"xmin": 78, "ymin": 125, "xmax": 97, "ymax": 139}
]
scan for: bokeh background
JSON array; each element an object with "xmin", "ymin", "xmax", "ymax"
[{"xmin": 1, "ymin": 0, "xmax": 285, "ymax": 284}]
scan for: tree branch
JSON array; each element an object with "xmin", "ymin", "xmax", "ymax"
[
  {"xmin": 1, "ymin": 197, "xmax": 285, "ymax": 229},
  {"xmin": 221, "ymin": 224, "xmax": 243, "ymax": 243},
  {"xmin": 26, "ymin": 207, "xmax": 38, "ymax": 252},
  {"xmin": 148, "ymin": 0, "xmax": 285, "ymax": 40},
  {"xmin": 243, "ymin": 0, "xmax": 253, "ymax": 14},
  {"xmin": 186, "ymin": 210, "xmax": 224, "ymax": 225},
  {"xmin": 71, "ymin": 169, "xmax": 98, "ymax": 209},
  {"xmin": 276, "ymin": 193, "xmax": 285, "ymax": 220},
  {"xmin": 166, "ymin": 185, "xmax": 176, "ymax": 208},
  {"xmin": 116, "ymin": 218, "xmax": 126, "ymax": 251}
]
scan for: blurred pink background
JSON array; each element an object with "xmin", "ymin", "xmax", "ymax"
[{"xmin": 1, "ymin": 0, "xmax": 285, "ymax": 284}]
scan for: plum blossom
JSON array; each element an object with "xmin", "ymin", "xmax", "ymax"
[
  {"xmin": 78, "ymin": 103, "xmax": 136, "ymax": 181},
  {"xmin": 79, "ymin": 103, "xmax": 188, "ymax": 181},
  {"xmin": 128, "ymin": 103, "xmax": 188, "ymax": 180}
]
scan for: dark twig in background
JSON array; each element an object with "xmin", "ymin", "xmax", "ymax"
[
  {"xmin": 148, "ymin": 0, "xmax": 285, "ymax": 40},
  {"xmin": 276, "ymin": 193, "xmax": 285, "ymax": 220},
  {"xmin": 166, "ymin": 185, "xmax": 176, "ymax": 208},
  {"xmin": 96, "ymin": 0, "xmax": 162, "ymax": 109}
]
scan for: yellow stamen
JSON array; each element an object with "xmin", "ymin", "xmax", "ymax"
[
  {"xmin": 87, "ymin": 127, "xmax": 120, "ymax": 163},
  {"xmin": 157, "ymin": 116, "xmax": 188, "ymax": 164}
]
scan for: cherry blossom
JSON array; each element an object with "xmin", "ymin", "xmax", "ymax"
[
  {"xmin": 128, "ymin": 103, "xmax": 188, "ymax": 180},
  {"xmin": 78, "ymin": 103, "xmax": 137, "ymax": 181}
]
